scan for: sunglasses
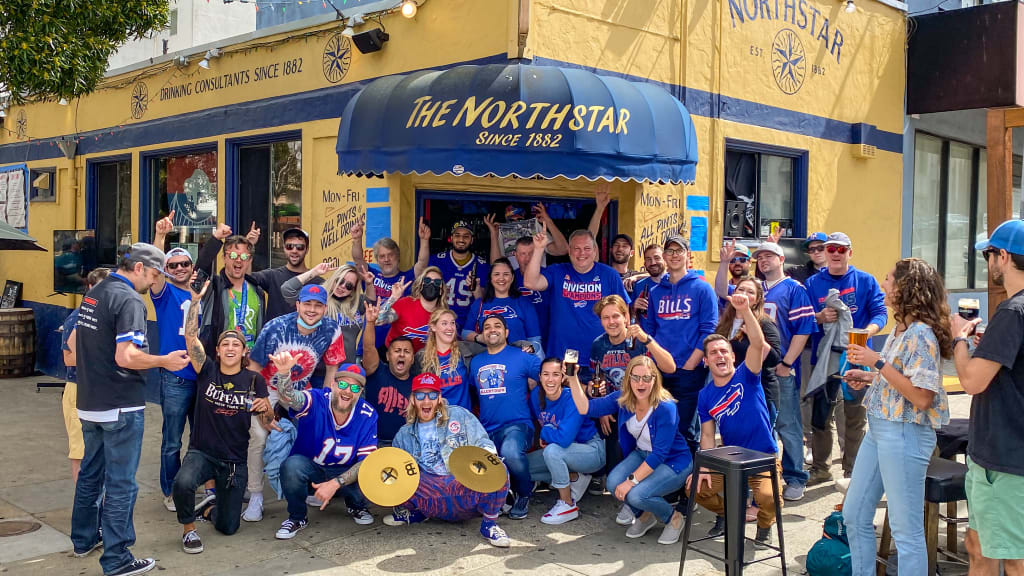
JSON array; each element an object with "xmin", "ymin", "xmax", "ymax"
[
  {"xmin": 982, "ymin": 247, "xmax": 1001, "ymax": 260},
  {"xmin": 227, "ymin": 251, "xmax": 251, "ymax": 261},
  {"xmin": 730, "ymin": 257, "xmax": 750, "ymax": 264},
  {"xmin": 166, "ymin": 261, "xmax": 192, "ymax": 270},
  {"xmin": 335, "ymin": 380, "xmax": 362, "ymax": 394},
  {"xmin": 630, "ymin": 373, "xmax": 656, "ymax": 383},
  {"xmin": 807, "ymin": 245, "xmax": 826, "ymax": 254},
  {"xmin": 423, "ymin": 278, "xmax": 444, "ymax": 287},
  {"xmin": 339, "ymin": 282, "xmax": 355, "ymax": 291},
  {"xmin": 414, "ymin": 391, "xmax": 440, "ymax": 401},
  {"xmin": 285, "ymin": 243, "xmax": 306, "ymax": 251},
  {"xmin": 825, "ymin": 245, "xmax": 849, "ymax": 254}
]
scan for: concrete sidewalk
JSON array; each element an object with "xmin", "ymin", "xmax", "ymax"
[{"xmin": 0, "ymin": 377, "xmax": 971, "ymax": 575}]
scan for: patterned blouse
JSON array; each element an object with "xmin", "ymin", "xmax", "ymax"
[{"xmin": 864, "ymin": 322, "xmax": 949, "ymax": 428}]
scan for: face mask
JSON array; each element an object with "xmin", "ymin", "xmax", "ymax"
[
  {"xmin": 420, "ymin": 283, "xmax": 441, "ymax": 302},
  {"xmin": 297, "ymin": 316, "xmax": 322, "ymax": 330}
]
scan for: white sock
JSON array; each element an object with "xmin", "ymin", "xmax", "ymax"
[{"xmin": 248, "ymin": 493, "xmax": 263, "ymax": 508}]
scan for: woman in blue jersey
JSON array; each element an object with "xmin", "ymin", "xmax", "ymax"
[
  {"xmin": 528, "ymin": 358, "xmax": 606, "ymax": 525},
  {"xmin": 567, "ymin": 355, "xmax": 692, "ymax": 545},
  {"xmin": 463, "ymin": 258, "xmax": 543, "ymax": 358},
  {"xmin": 414, "ymin": 308, "xmax": 473, "ymax": 410}
]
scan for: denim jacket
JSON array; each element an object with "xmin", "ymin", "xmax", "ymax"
[{"xmin": 393, "ymin": 404, "xmax": 496, "ymax": 468}]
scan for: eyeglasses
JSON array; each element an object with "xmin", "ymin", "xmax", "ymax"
[
  {"xmin": 730, "ymin": 257, "xmax": 749, "ymax": 264},
  {"xmin": 664, "ymin": 248, "xmax": 686, "ymax": 256},
  {"xmin": 284, "ymin": 243, "xmax": 306, "ymax": 251},
  {"xmin": 983, "ymin": 247, "xmax": 1001, "ymax": 260},
  {"xmin": 629, "ymin": 373, "xmax": 656, "ymax": 383},
  {"xmin": 423, "ymin": 278, "xmax": 444, "ymax": 287},
  {"xmin": 335, "ymin": 380, "xmax": 362, "ymax": 394},
  {"xmin": 825, "ymin": 245, "xmax": 848, "ymax": 254},
  {"xmin": 166, "ymin": 261, "xmax": 192, "ymax": 270},
  {"xmin": 227, "ymin": 251, "xmax": 251, "ymax": 261},
  {"xmin": 339, "ymin": 282, "xmax": 355, "ymax": 291},
  {"xmin": 807, "ymin": 245, "xmax": 826, "ymax": 254},
  {"xmin": 414, "ymin": 391, "xmax": 440, "ymax": 401}
]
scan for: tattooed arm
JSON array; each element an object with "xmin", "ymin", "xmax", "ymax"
[
  {"xmin": 186, "ymin": 279, "xmax": 209, "ymax": 373},
  {"xmin": 270, "ymin": 352, "xmax": 306, "ymax": 411}
]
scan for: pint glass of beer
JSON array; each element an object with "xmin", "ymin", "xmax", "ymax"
[
  {"xmin": 847, "ymin": 329, "xmax": 870, "ymax": 370},
  {"xmin": 958, "ymin": 298, "xmax": 980, "ymax": 321}
]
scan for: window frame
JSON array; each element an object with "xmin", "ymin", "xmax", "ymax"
[
  {"xmin": 29, "ymin": 166, "xmax": 56, "ymax": 202},
  {"xmin": 139, "ymin": 142, "xmax": 220, "ymax": 244},
  {"xmin": 723, "ymin": 138, "xmax": 809, "ymax": 240},
  {"xmin": 85, "ymin": 154, "xmax": 133, "ymax": 266}
]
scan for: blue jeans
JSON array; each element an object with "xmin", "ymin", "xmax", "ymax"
[
  {"xmin": 489, "ymin": 422, "xmax": 534, "ymax": 497},
  {"xmin": 280, "ymin": 454, "xmax": 370, "ymax": 522},
  {"xmin": 607, "ymin": 449, "xmax": 689, "ymax": 523},
  {"xmin": 71, "ymin": 410, "xmax": 145, "ymax": 575},
  {"xmin": 662, "ymin": 367, "xmax": 705, "ymax": 457},
  {"xmin": 527, "ymin": 435, "xmax": 606, "ymax": 489},
  {"xmin": 843, "ymin": 415, "xmax": 936, "ymax": 576},
  {"xmin": 776, "ymin": 374, "xmax": 809, "ymax": 486},
  {"xmin": 159, "ymin": 370, "xmax": 196, "ymax": 497}
]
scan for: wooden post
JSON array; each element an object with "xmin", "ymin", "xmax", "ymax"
[{"xmin": 986, "ymin": 108, "xmax": 1015, "ymax": 314}]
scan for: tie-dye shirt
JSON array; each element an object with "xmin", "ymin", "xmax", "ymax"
[{"xmin": 864, "ymin": 322, "xmax": 949, "ymax": 428}]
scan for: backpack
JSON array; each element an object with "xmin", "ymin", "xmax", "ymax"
[{"xmin": 805, "ymin": 510, "xmax": 852, "ymax": 576}]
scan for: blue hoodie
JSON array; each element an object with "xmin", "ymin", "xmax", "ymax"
[
  {"xmin": 530, "ymin": 386, "xmax": 598, "ymax": 448},
  {"xmin": 805, "ymin": 265, "xmax": 887, "ymax": 357},
  {"xmin": 642, "ymin": 271, "xmax": 719, "ymax": 367}
]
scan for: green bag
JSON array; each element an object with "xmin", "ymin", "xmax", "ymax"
[{"xmin": 805, "ymin": 510, "xmax": 852, "ymax": 576}]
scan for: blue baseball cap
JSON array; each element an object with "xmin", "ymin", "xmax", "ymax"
[
  {"xmin": 802, "ymin": 232, "xmax": 828, "ymax": 249},
  {"xmin": 298, "ymin": 284, "xmax": 328, "ymax": 305},
  {"xmin": 975, "ymin": 219, "xmax": 1024, "ymax": 255}
]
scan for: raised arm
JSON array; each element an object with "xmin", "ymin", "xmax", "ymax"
[
  {"xmin": 270, "ymin": 351, "xmax": 307, "ymax": 411},
  {"xmin": 197, "ymin": 223, "xmax": 231, "ymax": 275},
  {"xmin": 413, "ymin": 218, "xmax": 431, "ymax": 277},
  {"xmin": 713, "ymin": 239, "xmax": 734, "ymax": 300},
  {"xmin": 522, "ymin": 232, "xmax": 550, "ymax": 292},
  {"xmin": 150, "ymin": 211, "xmax": 175, "ymax": 295},
  {"xmin": 184, "ymin": 279, "xmax": 209, "ymax": 372},
  {"xmin": 535, "ymin": 203, "xmax": 569, "ymax": 256},
  {"xmin": 350, "ymin": 216, "xmax": 368, "ymax": 269},
  {"xmin": 565, "ymin": 370, "xmax": 590, "ymax": 416},
  {"xmin": 587, "ymin": 182, "xmax": 611, "ymax": 239},
  {"xmin": 282, "ymin": 262, "xmax": 337, "ymax": 306},
  {"xmin": 733, "ymin": 293, "xmax": 766, "ymax": 373},
  {"xmin": 483, "ymin": 214, "xmax": 503, "ymax": 263},
  {"xmin": 361, "ymin": 303, "xmax": 382, "ymax": 375}
]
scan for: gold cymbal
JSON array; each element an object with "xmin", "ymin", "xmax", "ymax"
[
  {"xmin": 448, "ymin": 445, "xmax": 507, "ymax": 493},
  {"xmin": 357, "ymin": 447, "xmax": 421, "ymax": 507}
]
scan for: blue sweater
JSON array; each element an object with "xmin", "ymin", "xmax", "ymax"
[
  {"xmin": 530, "ymin": 387, "xmax": 598, "ymax": 448},
  {"xmin": 805, "ymin": 265, "xmax": 887, "ymax": 354},
  {"xmin": 588, "ymin": 392, "xmax": 692, "ymax": 473},
  {"xmin": 642, "ymin": 271, "xmax": 719, "ymax": 367}
]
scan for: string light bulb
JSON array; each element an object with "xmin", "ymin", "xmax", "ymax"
[
  {"xmin": 401, "ymin": 0, "xmax": 417, "ymax": 18},
  {"xmin": 58, "ymin": 98, "xmax": 68, "ymax": 106}
]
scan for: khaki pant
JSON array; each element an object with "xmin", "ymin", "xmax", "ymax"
[
  {"xmin": 246, "ymin": 387, "xmax": 279, "ymax": 494},
  {"xmin": 810, "ymin": 395, "xmax": 865, "ymax": 476},
  {"xmin": 695, "ymin": 461, "xmax": 783, "ymax": 530}
]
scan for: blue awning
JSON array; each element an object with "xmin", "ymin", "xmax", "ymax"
[{"xmin": 337, "ymin": 63, "xmax": 698, "ymax": 184}]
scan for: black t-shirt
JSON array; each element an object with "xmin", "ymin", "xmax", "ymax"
[
  {"xmin": 252, "ymin": 267, "xmax": 325, "ymax": 321},
  {"xmin": 970, "ymin": 288, "xmax": 1024, "ymax": 475},
  {"xmin": 191, "ymin": 359, "xmax": 268, "ymax": 463},
  {"xmin": 364, "ymin": 363, "xmax": 412, "ymax": 444},
  {"xmin": 75, "ymin": 272, "xmax": 149, "ymax": 417}
]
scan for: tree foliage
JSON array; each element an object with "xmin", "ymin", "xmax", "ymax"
[{"xmin": 0, "ymin": 0, "xmax": 170, "ymax": 104}]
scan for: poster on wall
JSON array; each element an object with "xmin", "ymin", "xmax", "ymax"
[{"xmin": 0, "ymin": 164, "xmax": 29, "ymax": 231}]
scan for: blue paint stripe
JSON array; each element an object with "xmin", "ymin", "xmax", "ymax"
[
  {"xmin": 690, "ymin": 215, "xmax": 708, "ymax": 251},
  {"xmin": 686, "ymin": 195, "xmax": 710, "ymax": 211},
  {"xmin": 364, "ymin": 206, "xmax": 391, "ymax": 247},
  {"xmin": 365, "ymin": 186, "xmax": 389, "ymax": 203}
]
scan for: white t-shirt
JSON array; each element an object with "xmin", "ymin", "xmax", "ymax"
[{"xmin": 626, "ymin": 407, "xmax": 654, "ymax": 451}]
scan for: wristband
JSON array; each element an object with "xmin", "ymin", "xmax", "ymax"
[
  {"xmin": 780, "ymin": 360, "xmax": 793, "ymax": 368},
  {"xmin": 954, "ymin": 337, "xmax": 970, "ymax": 348},
  {"xmin": 335, "ymin": 476, "xmax": 345, "ymax": 488}
]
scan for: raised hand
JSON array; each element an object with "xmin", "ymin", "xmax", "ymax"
[
  {"xmin": 269, "ymin": 351, "xmax": 297, "ymax": 374},
  {"xmin": 364, "ymin": 302, "xmax": 380, "ymax": 324},
  {"xmin": 418, "ymin": 217, "xmax": 431, "ymax": 241},
  {"xmin": 483, "ymin": 213, "xmax": 498, "ymax": 235},
  {"xmin": 532, "ymin": 231, "xmax": 548, "ymax": 249},
  {"xmin": 155, "ymin": 210, "xmax": 175, "ymax": 235},
  {"xmin": 357, "ymin": 263, "xmax": 375, "ymax": 284},
  {"xmin": 720, "ymin": 238, "xmax": 736, "ymax": 262},
  {"xmin": 390, "ymin": 277, "xmax": 411, "ymax": 299},
  {"xmin": 350, "ymin": 216, "xmax": 365, "ymax": 240},
  {"xmin": 188, "ymin": 277, "xmax": 210, "ymax": 301},
  {"xmin": 246, "ymin": 222, "xmax": 261, "ymax": 245},
  {"xmin": 213, "ymin": 223, "xmax": 233, "ymax": 240},
  {"xmin": 730, "ymin": 292, "xmax": 750, "ymax": 311},
  {"xmin": 533, "ymin": 202, "xmax": 552, "ymax": 223},
  {"xmin": 595, "ymin": 181, "xmax": 611, "ymax": 206},
  {"xmin": 311, "ymin": 261, "xmax": 338, "ymax": 277}
]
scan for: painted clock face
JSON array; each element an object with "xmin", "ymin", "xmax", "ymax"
[
  {"xmin": 771, "ymin": 29, "xmax": 806, "ymax": 95},
  {"xmin": 131, "ymin": 82, "xmax": 149, "ymax": 119},
  {"xmin": 322, "ymin": 33, "xmax": 352, "ymax": 84}
]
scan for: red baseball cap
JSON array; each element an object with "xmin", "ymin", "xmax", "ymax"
[{"xmin": 412, "ymin": 372, "xmax": 442, "ymax": 394}]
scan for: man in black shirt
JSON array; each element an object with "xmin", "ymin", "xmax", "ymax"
[
  {"xmin": 71, "ymin": 243, "xmax": 190, "ymax": 576},
  {"xmin": 953, "ymin": 219, "xmax": 1024, "ymax": 573},
  {"xmin": 248, "ymin": 226, "xmax": 321, "ymax": 321},
  {"xmin": 173, "ymin": 279, "xmax": 272, "ymax": 554},
  {"xmin": 362, "ymin": 304, "xmax": 415, "ymax": 446}
]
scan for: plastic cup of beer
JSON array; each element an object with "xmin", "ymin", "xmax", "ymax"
[{"xmin": 848, "ymin": 329, "xmax": 870, "ymax": 348}]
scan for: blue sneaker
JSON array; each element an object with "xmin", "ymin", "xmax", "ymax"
[
  {"xmin": 480, "ymin": 520, "xmax": 510, "ymax": 548},
  {"xmin": 383, "ymin": 507, "xmax": 427, "ymax": 526},
  {"xmin": 508, "ymin": 495, "xmax": 530, "ymax": 520}
]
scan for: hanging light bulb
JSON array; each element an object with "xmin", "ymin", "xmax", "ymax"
[
  {"xmin": 58, "ymin": 97, "xmax": 68, "ymax": 105},
  {"xmin": 401, "ymin": 0, "xmax": 417, "ymax": 18},
  {"xmin": 845, "ymin": 0, "xmax": 856, "ymax": 13}
]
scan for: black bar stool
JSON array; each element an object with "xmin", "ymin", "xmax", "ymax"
[{"xmin": 678, "ymin": 446, "xmax": 787, "ymax": 576}]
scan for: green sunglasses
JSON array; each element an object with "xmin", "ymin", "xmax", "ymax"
[{"xmin": 335, "ymin": 380, "xmax": 362, "ymax": 394}]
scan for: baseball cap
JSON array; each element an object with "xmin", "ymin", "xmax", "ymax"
[
  {"xmin": 283, "ymin": 228, "xmax": 309, "ymax": 243},
  {"xmin": 163, "ymin": 247, "xmax": 193, "ymax": 267},
  {"xmin": 731, "ymin": 244, "xmax": 751, "ymax": 258},
  {"xmin": 124, "ymin": 243, "xmax": 166, "ymax": 272},
  {"xmin": 335, "ymin": 363, "xmax": 367, "ymax": 387},
  {"xmin": 451, "ymin": 220, "xmax": 473, "ymax": 234},
  {"xmin": 612, "ymin": 233, "xmax": 634, "ymax": 248},
  {"xmin": 298, "ymin": 284, "xmax": 328, "ymax": 305},
  {"xmin": 480, "ymin": 314, "xmax": 508, "ymax": 331},
  {"xmin": 802, "ymin": 232, "xmax": 828, "ymax": 249},
  {"xmin": 412, "ymin": 372, "xmax": 443, "ymax": 394},
  {"xmin": 824, "ymin": 232, "xmax": 852, "ymax": 247},
  {"xmin": 216, "ymin": 329, "xmax": 248, "ymax": 347},
  {"xmin": 753, "ymin": 242, "xmax": 784, "ymax": 259},
  {"xmin": 663, "ymin": 234, "xmax": 689, "ymax": 251},
  {"xmin": 975, "ymin": 219, "xmax": 1024, "ymax": 255}
]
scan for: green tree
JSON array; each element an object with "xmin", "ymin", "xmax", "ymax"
[{"xmin": 0, "ymin": 1, "xmax": 169, "ymax": 104}]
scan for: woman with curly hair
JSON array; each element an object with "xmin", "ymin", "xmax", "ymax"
[
  {"xmin": 841, "ymin": 258, "xmax": 952, "ymax": 576},
  {"xmin": 380, "ymin": 266, "xmax": 449, "ymax": 353}
]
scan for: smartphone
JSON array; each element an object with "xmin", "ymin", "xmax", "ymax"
[
  {"xmin": 564, "ymin": 349, "xmax": 579, "ymax": 377},
  {"xmin": 190, "ymin": 268, "xmax": 209, "ymax": 293}
]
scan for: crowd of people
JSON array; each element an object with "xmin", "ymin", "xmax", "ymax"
[{"xmin": 59, "ymin": 195, "xmax": 1024, "ymax": 576}]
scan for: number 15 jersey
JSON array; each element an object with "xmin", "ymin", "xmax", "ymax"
[
  {"xmin": 429, "ymin": 250, "xmax": 490, "ymax": 331},
  {"xmin": 290, "ymin": 389, "xmax": 379, "ymax": 467}
]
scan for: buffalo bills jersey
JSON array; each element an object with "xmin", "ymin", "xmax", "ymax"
[
  {"xmin": 369, "ymin": 267, "xmax": 417, "ymax": 347},
  {"xmin": 385, "ymin": 296, "xmax": 432, "ymax": 352},
  {"xmin": 290, "ymin": 390, "xmax": 378, "ymax": 467},
  {"xmin": 762, "ymin": 277, "xmax": 816, "ymax": 359},
  {"xmin": 698, "ymin": 364, "xmax": 777, "ymax": 454},
  {"xmin": 429, "ymin": 251, "xmax": 490, "ymax": 330}
]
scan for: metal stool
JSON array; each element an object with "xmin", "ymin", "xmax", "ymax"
[{"xmin": 678, "ymin": 446, "xmax": 787, "ymax": 576}]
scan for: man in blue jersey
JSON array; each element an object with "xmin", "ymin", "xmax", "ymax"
[
  {"xmin": 753, "ymin": 242, "xmax": 816, "ymax": 501},
  {"xmin": 805, "ymin": 232, "xmax": 887, "ymax": 486},
  {"xmin": 414, "ymin": 218, "xmax": 489, "ymax": 331},
  {"xmin": 350, "ymin": 219, "xmax": 416, "ymax": 352},
  {"xmin": 523, "ymin": 230, "xmax": 629, "ymax": 367},
  {"xmin": 470, "ymin": 315, "xmax": 542, "ymax": 520},
  {"xmin": 642, "ymin": 234, "xmax": 718, "ymax": 456},
  {"xmin": 272, "ymin": 356, "xmax": 378, "ymax": 538}
]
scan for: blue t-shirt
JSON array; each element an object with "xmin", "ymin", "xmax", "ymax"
[
  {"xmin": 290, "ymin": 390, "xmax": 379, "ymax": 466},
  {"xmin": 698, "ymin": 364, "xmax": 777, "ymax": 454},
  {"xmin": 369, "ymin": 267, "xmax": 417, "ymax": 349},
  {"xmin": 470, "ymin": 345, "xmax": 541, "ymax": 433},
  {"xmin": 61, "ymin": 308, "xmax": 80, "ymax": 383},
  {"xmin": 584, "ymin": 333, "xmax": 649, "ymax": 391},
  {"xmin": 466, "ymin": 296, "xmax": 541, "ymax": 344},
  {"xmin": 429, "ymin": 251, "xmax": 490, "ymax": 331},
  {"xmin": 364, "ymin": 363, "xmax": 413, "ymax": 444},
  {"xmin": 249, "ymin": 312, "xmax": 345, "ymax": 390},
  {"xmin": 151, "ymin": 282, "xmax": 199, "ymax": 380},
  {"xmin": 435, "ymin": 349, "xmax": 470, "ymax": 410},
  {"xmin": 416, "ymin": 420, "xmax": 448, "ymax": 475},
  {"xmin": 515, "ymin": 269, "xmax": 550, "ymax": 340},
  {"xmin": 541, "ymin": 262, "xmax": 629, "ymax": 366},
  {"xmin": 762, "ymin": 277, "xmax": 817, "ymax": 360},
  {"xmin": 530, "ymin": 387, "xmax": 598, "ymax": 447}
]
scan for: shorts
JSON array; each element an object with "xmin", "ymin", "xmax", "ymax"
[
  {"xmin": 62, "ymin": 382, "xmax": 84, "ymax": 460},
  {"xmin": 966, "ymin": 457, "xmax": 1024, "ymax": 559}
]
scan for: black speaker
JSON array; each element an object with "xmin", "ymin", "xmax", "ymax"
[
  {"xmin": 725, "ymin": 200, "xmax": 746, "ymax": 237},
  {"xmin": 352, "ymin": 29, "xmax": 389, "ymax": 54}
]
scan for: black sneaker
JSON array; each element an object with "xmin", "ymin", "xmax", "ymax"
[
  {"xmin": 275, "ymin": 518, "xmax": 308, "ymax": 540},
  {"xmin": 195, "ymin": 496, "xmax": 216, "ymax": 523},
  {"xmin": 588, "ymin": 475, "xmax": 607, "ymax": 496},
  {"xmin": 754, "ymin": 526, "xmax": 772, "ymax": 549},
  {"xmin": 72, "ymin": 538, "xmax": 103, "ymax": 558},
  {"xmin": 707, "ymin": 516, "xmax": 725, "ymax": 539},
  {"xmin": 108, "ymin": 558, "xmax": 156, "ymax": 576},
  {"xmin": 182, "ymin": 530, "xmax": 203, "ymax": 554}
]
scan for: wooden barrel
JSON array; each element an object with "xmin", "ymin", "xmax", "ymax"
[{"xmin": 0, "ymin": 308, "xmax": 36, "ymax": 378}]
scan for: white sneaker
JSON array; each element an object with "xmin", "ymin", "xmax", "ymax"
[
  {"xmin": 242, "ymin": 494, "xmax": 263, "ymax": 522},
  {"xmin": 804, "ymin": 446, "xmax": 813, "ymax": 466},
  {"xmin": 306, "ymin": 495, "xmax": 324, "ymax": 508},
  {"xmin": 348, "ymin": 507, "xmax": 374, "ymax": 525},
  {"xmin": 541, "ymin": 499, "xmax": 580, "ymax": 525},
  {"xmin": 835, "ymin": 477, "xmax": 851, "ymax": 495},
  {"xmin": 568, "ymin": 473, "xmax": 592, "ymax": 504},
  {"xmin": 615, "ymin": 503, "xmax": 635, "ymax": 526},
  {"xmin": 162, "ymin": 495, "xmax": 176, "ymax": 512}
]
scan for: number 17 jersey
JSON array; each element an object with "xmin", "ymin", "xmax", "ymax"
[
  {"xmin": 290, "ymin": 389, "xmax": 379, "ymax": 467},
  {"xmin": 429, "ymin": 251, "xmax": 490, "ymax": 331}
]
